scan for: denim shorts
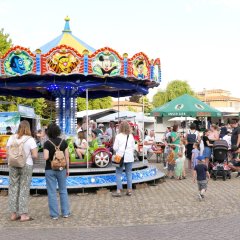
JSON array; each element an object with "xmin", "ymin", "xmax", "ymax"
[{"xmin": 203, "ymin": 147, "xmax": 212, "ymax": 159}]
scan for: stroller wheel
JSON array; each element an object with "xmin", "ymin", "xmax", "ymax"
[
  {"xmin": 213, "ymin": 175, "xmax": 217, "ymax": 181},
  {"xmin": 223, "ymin": 174, "xmax": 226, "ymax": 181}
]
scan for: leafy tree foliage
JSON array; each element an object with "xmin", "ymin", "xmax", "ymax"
[
  {"xmin": 153, "ymin": 80, "xmax": 194, "ymax": 108},
  {"xmin": 0, "ymin": 28, "xmax": 12, "ymax": 56},
  {"xmin": 140, "ymin": 96, "xmax": 153, "ymax": 114},
  {"xmin": 77, "ymin": 97, "xmax": 112, "ymax": 111}
]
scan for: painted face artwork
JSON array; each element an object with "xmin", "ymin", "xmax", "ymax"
[
  {"xmin": 47, "ymin": 52, "xmax": 80, "ymax": 74},
  {"xmin": 132, "ymin": 57, "xmax": 148, "ymax": 80},
  {"xmin": 92, "ymin": 52, "xmax": 121, "ymax": 76},
  {"xmin": 10, "ymin": 56, "xmax": 26, "ymax": 74}
]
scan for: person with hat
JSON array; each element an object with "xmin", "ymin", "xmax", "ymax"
[{"xmin": 193, "ymin": 155, "xmax": 210, "ymax": 201}]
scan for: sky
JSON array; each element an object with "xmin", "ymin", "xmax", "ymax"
[{"xmin": 1, "ymin": 0, "xmax": 240, "ymax": 100}]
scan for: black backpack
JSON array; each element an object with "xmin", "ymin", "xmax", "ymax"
[{"xmin": 187, "ymin": 130, "xmax": 197, "ymax": 143}]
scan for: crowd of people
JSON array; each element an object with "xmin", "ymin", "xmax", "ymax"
[
  {"xmin": 5, "ymin": 119, "xmax": 136, "ymax": 221},
  {"xmin": 142, "ymin": 118, "xmax": 240, "ymax": 199},
  {"xmin": 4, "ymin": 117, "xmax": 240, "ymax": 220}
]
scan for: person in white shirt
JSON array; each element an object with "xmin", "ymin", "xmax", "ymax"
[
  {"xmin": 112, "ymin": 121, "xmax": 135, "ymax": 197},
  {"xmin": 143, "ymin": 130, "xmax": 155, "ymax": 160},
  {"xmin": 74, "ymin": 131, "xmax": 88, "ymax": 159},
  {"xmin": 223, "ymin": 131, "xmax": 232, "ymax": 149},
  {"xmin": 106, "ymin": 121, "xmax": 116, "ymax": 144},
  {"xmin": 6, "ymin": 120, "xmax": 38, "ymax": 222}
]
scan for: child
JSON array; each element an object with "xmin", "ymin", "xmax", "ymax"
[
  {"xmin": 175, "ymin": 152, "xmax": 184, "ymax": 180},
  {"xmin": 167, "ymin": 145, "xmax": 176, "ymax": 179},
  {"xmin": 191, "ymin": 142, "xmax": 200, "ymax": 169},
  {"xmin": 193, "ymin": 156, "xmax": 210, "ymax": 200}
]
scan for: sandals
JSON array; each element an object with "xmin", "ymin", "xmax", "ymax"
[
  {"xmin": 126, "ymin": 191, "xmax": 132, "ymax": 196},
  {"xmin": 10, "ymin": 216, "xmax": 20, "ymax": 221},
  {"xmin": 112, "ymin": 192, "xmax": 122, "ymax": 197},
  {"xmin": 20, "ymin": 217, "xmax": 34, "ymax": 222}
]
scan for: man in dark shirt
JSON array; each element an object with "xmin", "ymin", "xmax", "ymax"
[
  {"xmin": 230, "ymin": 119, "xmax": 240, "ymax": 147},
  {"xmin": 193, "ymin": 156, "xmax": 210, "ymax": 201}
]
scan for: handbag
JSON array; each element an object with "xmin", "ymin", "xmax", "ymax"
[
  {"xmin": 112, "ymin": 135, "xmax": 129, "ymax": 167},
  {"xmin": 48, "ymin": 139, "xmax": 67, "ymax": 171}
]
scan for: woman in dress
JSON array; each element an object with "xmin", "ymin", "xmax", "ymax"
[{"xmin": 7, "ymin": 120, "xmax": 38, "ymax": 222}]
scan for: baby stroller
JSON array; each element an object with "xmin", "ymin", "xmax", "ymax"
[{"xmin": 210, "ymin": 140, "xmax": 231, "ymax": 181}]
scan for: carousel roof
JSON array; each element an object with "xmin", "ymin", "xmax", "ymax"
[
  {"xmin": 0, "ymin": 17, "xmax": 161, "ymax": 100},
  {"xmin": 39, "ymin": 16, "xmax": 95, "ymax": 54}
]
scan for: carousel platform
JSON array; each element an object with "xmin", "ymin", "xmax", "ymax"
[{"xmin": 0, "ymin": 162, "xmax": 165, "ymax": 190}]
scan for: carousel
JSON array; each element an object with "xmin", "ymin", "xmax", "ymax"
[{"xmin": 0, "ymin": 17, "xmax": 164, "ymax": 190}]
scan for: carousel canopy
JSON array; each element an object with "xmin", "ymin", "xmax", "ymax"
[
  {"xmin": 0, "ymin": 17, "xmax": 161, "ymax": 100},
  {"xmin": 40, "ymin": 16, "xmax": 95, "ymax": 54}
]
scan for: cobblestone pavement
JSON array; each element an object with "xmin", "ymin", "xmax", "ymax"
[{"xmin": 1, "ymin": 163, "xmax": 240, "ymax": 239}]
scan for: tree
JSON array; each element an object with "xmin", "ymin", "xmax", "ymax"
[
  {"xmin": 140, "ymin": 96, "xmax": 153, "ymax": 114},
  {"xmin": 153, "ymin": 80, "xmax": 194, "ymax": 108},
  {"xmin": 77, "ymin": 97, "xmax": 112, "ymax": 111},
  {"xmin": 0, "ymin": 28, "xmax": 12, "ymax": 56}
]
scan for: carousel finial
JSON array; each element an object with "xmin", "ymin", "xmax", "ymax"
[
  {"xmin": 63, "ymin": 16, "xmax": 72, "ymax": 33},
  {"xmin": 65, "ymin": 16, "xmax": 70, "ymax": 21}
]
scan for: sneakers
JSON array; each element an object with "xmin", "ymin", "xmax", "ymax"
[
  {"xmin": 51, "ymin": 217, "xmax": 58, "ymax": 220},
  {"xmin": 63, "ymin": 214, "xmax": 70, "ymax": 218},
  {"xmin": 198, "ymin": 193, "xmax": 202, "ymax": 201},
  {"xmin": 200, "ymin": 194, "xmax": 204, "ymax": 199}
]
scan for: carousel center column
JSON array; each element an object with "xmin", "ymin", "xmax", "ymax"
[{"xmin": 55, "ymin": 93, "xmax": 77, "ymax": 136}]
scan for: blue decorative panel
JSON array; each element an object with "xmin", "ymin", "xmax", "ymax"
[{"xmin": 0, "ymin": 166, "xmax": 164, "ymax": 189}]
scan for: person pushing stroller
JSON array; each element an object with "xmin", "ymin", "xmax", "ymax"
[{"xmin": 193, "ymin": 156, "xmax": 210, "ymax": 201}]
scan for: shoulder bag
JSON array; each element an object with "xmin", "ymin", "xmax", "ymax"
[{"xmin": 112, "ymin": 135, "xmax": 129, "ymax": 167}]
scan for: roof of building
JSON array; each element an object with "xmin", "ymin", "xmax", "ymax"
[
  {"xmin": 76, "ymin": 109, "xmax": 117, "ymax": 118},
  {"xmin": 197, "ymin": 89, "xmax": 231, "ymax": 94},
  {"xmin": 112, "ymin": 101, "xmax": 143, "ymax": 107},
  {"xmin": 198, "ymin": 95, "xmax": 240, "ymax": 102}
]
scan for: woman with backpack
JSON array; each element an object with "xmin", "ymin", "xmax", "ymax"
[
  {"xmin": 186, "ymin": 123, "xmax": 200, "ymax": 169},
  {"xmin": 7, "ymin": 120, "xmax": 38, "ymax": 222},
  {"xmin": 43, "ymin": 123, "xmax": 70, "ymax": 220}
]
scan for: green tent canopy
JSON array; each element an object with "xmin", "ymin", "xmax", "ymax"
[{"xmin": 152, "ymin": 94, "xmax": 222, "ymax": 117}]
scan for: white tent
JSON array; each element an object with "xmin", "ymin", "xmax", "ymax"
[{"xmin": 96, "ymin": 110, "xmax": 155, "ymax": 123}]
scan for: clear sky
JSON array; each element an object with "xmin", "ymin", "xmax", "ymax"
[{"xmin": 1, "ymin": 0, "xmax": 240, "ymax": 99}]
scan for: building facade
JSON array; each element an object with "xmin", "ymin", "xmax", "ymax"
[{"xmin": 197, "ymin": 89, "xmax": 240, "ymax": 113}]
